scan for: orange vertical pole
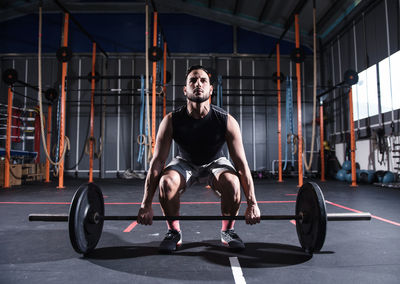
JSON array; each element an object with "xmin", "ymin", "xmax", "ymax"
[
  {"xmin": 163, "ymin": 41, "xmax": 167, "ymax": 118},
  {"xmin": 348, "ymin": 88, "xmax": 358, "ymax": 187},
  {"xmin": 89, "ymin": 42, "xmax": 96, "ymax": 183},
  {"xmin": 58, "ymin": 13, "xmax": 69, "ymax": 189},
  {"xmin": 295, "ymin": 14, "xmax": 303, "ymax": 188},
  {"xmin": 276, "ymin": 43, "xmax": 283, "ymax": 182},
  {"xmin": 45, "ymin": 105, "xmax": 52, "ymax": 182},
  {"xmin": 151, "ymin": 12, "xmax": 158, "ymax": 154},
  {"xmin": 4, "ymin": 87, "xmax": 13, "ymax": 188},
  {"xmin": 319, "ymin": 102, "xmax": 326, "ymax": 182}
]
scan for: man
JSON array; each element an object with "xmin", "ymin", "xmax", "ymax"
[{"xmin": 137, "ymin": 65, "xmax": 260, "ymax": 252}]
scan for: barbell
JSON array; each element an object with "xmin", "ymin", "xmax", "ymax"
[{"xmin": 28, "ymin": 182, "xmax": 371, "ymax": 255}]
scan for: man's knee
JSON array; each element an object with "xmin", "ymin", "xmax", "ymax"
[
  {"xmin": 217, "ymin": 172, "xmax": 241, "ymax": 203},
  {"xmin": 159, "ymin": 171, "xmax": 183, "ymax": 200}
]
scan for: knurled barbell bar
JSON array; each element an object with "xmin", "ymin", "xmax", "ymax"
[{"xmin": 28, "ymin": 182, "xmax": 371, "ymax": 255}]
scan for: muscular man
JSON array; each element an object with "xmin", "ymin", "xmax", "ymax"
[{"xmin": 137, "ymin": 65, "xmax": 260, "ymax": 252}]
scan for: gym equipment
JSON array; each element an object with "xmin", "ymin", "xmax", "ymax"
[
  {"xmin": 335, "ymin": 169, "xmax": 347, "ymax": 181},
  {"xmin": 45, "ymin": 88, "xmax": 58, "ymax": 103},
  {"xmin": 345, "ymin": 172, "xmax": 352, "ymax": 183},
  {"xmin": 290, "ymin": 48, "xmax": 306, "ymax": 63},
  {"xmin": 148, "ymin": 46, "xmax": 163, "ymax": 62},
  {"xmin": 29, "ymin": 182, "xmax": 371, "ymax": 255},
  {"xmin": 382, "ymin": 171, "xmax": 395, "ymax": 184},
  {"xmin": 272, "ymin": 72, "xmax": 285, "ymax": 84},
  {"xmin": 375, "ymin": 171, "xmax": 386, "ymax": 183},
  {"xmin": 2, "ymin": 69, "xmax": 18, "ymax": 85},
  {"xmin": 56, "ymin": 46, "xmax": 73, "ymax": 62},
  {"xmin": 344, "ymin": 69, "xmax": 359, "ymax": 85},
  {"xmin": 342, "ymin": 160, "xmax": 352, "ymax": 171},
  {"xmin": 87, "ymin": 72, "xmax": 101, "ymax": 83}
]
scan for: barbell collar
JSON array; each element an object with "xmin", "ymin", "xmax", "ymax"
[{"xmin": 327, "ymin": 212, "xmax": 371, "ymax": 221}]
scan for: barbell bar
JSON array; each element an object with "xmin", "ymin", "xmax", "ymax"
[
  {"xmin": 28, "ymin": 182, "xmax": 371, "ymax": 255},
  {"xmin": 29, "ymin": 212, "xmax": 371, "ymax": 222}
]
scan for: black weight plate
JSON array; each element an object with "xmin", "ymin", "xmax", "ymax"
[
  {"xmin": 56, "ymin": 46, "xmax": 72, "ymax": 62},
  {"xmin": 344, "ymin": 69, "xmax": 358, "ymax": 85},
  {"xmin": 272, "ymin": 72, "xmax": 285, "ymax": 84},
  {"xmin": 2, "ymin": 68, "xmax": 18, "ymax": 85},
  {"xmin": 87, "ymin": 71, "xmax": 101, "ymax": 83},
  {"xmin": 295, "ymin": 182, "xmax": 327, "ymax": 253},
  {"xmin": 148, "ymin": 46, "xmax": 163, "ymax": 62},
  {"xmin": 290, "ymin": 48, "xmax": 306, "ymax": 63},
  {"xmin": 45, "ymin": 88, "xmax": 58, "ymax": 103},
  {"xmin": 68, "ymin": 183, "xmax": 104, "ymax": 254}
]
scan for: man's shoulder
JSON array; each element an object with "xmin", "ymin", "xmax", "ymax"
[
  {"xmin": 172, "ymin": 105, "xmax": 187, "ymax": 114},
  {"xmin": 210, "ymin": 104, "xmax": 228, "ymax": 116}
]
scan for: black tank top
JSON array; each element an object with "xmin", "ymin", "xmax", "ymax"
[{"xmin": 172, "ymin": 104, "xmax": 228, "ymax": 165}]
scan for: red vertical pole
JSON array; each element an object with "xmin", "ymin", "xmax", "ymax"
[
  {"xmin": 295, "ymin": 14, "xmax": 303, "ymax": 188},
  {"xmin": 57, "ymin": 13, "xmax": 69, "ymax": 189},
  {"xmin": 89, "ymin": 42, "xmax": 96, "ymax": 183},
  {"xmin": 348, "ymin": 88, "xmax": 358, "ymax": 187},
  {"xmin": 163, "ymin": 41, "xmax": 167, "ymax": 118},
  {"xmin": 151, "ymin": 12, "xmax": 158, "ymax": 154},
  {"xmin": 45, "ymin": 105, "xmax": 52, "ymax": 183},
  {"xmin": 4, "ymin": 87, "xmax": 13, "ymax": 188},
  {"xmin": 276, "ymin": 43, "xmax": 283, "ymax": 182},
  {"xmin": 320, "ymin": 102, "xmax": 326, "ymax": 182}
]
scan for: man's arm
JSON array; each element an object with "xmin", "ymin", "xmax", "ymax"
[
  {"xmin": 137, "ymin": 113, "xmax": 173, "ymax": 225},
  {"xmin": 225, "ymin": 114, "xmax": 260, "ymax": 224}
]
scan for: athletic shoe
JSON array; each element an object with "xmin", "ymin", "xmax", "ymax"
[
  {"xmin": 159, "ymin": 229, "xmax": 182, "ymax": 252},
  {"xmin": 221, "ymin": 229, "xmax": 245, "ymax": 250}
]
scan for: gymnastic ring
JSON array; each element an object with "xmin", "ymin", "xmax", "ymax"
[{"xmin": 137, "ymin": 134, "xmax": 148, "ymax": 145}]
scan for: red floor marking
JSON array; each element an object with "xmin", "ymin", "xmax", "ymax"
[
  {"xmin": 326, "ymin": 200, "xmax": 400, "ymax": 227},
  {"xmin": 290, "ymin": 220, "xmax": 296, "ymax": 225},
  {"xmin": 285, "ymin": 194, "xmax": 297, "ymax": 196},
  {"xmin": 123, "ymin": 221, "xmax": 138, "ymax": 232}
]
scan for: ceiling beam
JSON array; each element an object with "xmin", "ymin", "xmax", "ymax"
[
  {"xmin": 258, "ymin": 0, "xmax": 272, "ymax": 22},
  {"xmin": 308, "ymin": 0, "xmax": 348, "ymax": 35},
  {"xmin": 233, "ymin": 0, "xmax": 240, "ymax": 15},
  {"xmin": 268, "ymin": 0, "xmax": 309, "ymax": 57},
  {"xmin": 155, "ymin": 0, "xmax": 312, "ymax": 47}
]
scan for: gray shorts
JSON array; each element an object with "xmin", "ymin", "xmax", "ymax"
[{"xmin": 164, "ymin": 156, "xmax": 237, "ymax": 191}]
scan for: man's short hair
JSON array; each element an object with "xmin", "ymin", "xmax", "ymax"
[{"xmin": 185, "ymin": 65, "xmax": 211, "ymax": 81}]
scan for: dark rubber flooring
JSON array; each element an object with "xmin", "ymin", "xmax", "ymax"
[{"xmin": 1, "ymin": 177, "xmax": 399, "ymax": 283}]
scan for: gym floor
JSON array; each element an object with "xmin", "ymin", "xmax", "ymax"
[{"xmin": 1, "ymin": 178, "xmax": 399, "ymax": 283}]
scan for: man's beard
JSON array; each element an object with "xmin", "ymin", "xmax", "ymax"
[{"xmin": 186, "ymin": 90, "xmax": 210, "ymax": 103}]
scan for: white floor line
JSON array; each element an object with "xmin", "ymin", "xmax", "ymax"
[{"xmin": 229, "ymin": 257, "xmax": 246, "ymax": 284}]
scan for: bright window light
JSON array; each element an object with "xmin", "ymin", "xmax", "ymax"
[
  {"xmin": 366, "ymin": 65, "xmax": 379, "ymax": 117},
  {"xmin": 378, "ymin": 57, "xmax": 393, "ymax": 114},
  {"xmin": 356, "ymin": 69, "xmax": 369, "ymax": 120},
  {"xmin": 390, "ymin": 50, "xmax": 400, "ymax": 110}
]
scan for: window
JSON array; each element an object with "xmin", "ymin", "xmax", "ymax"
[
  {"xmin": 379, "ymin": 57, "xmax": 392, "ymax": 114},
  {"xmin": 351, "ymin": 50, "xmax": 400, "ymax": 122},
  {"xmin": 390, "ymin": 50, "xmax": 400, "ymax": 111},
  {"xmin": 354, "ymin": 69, "xmax": 369, "ymax": 120}
]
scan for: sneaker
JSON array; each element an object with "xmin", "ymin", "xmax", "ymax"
[
  {"xmin": 159, "ymin": 229, "xmax": 182, "ymax": 252},
  {"xmin": 221, "ymin": 229, "xmax": 245, "ymax": 250}
]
